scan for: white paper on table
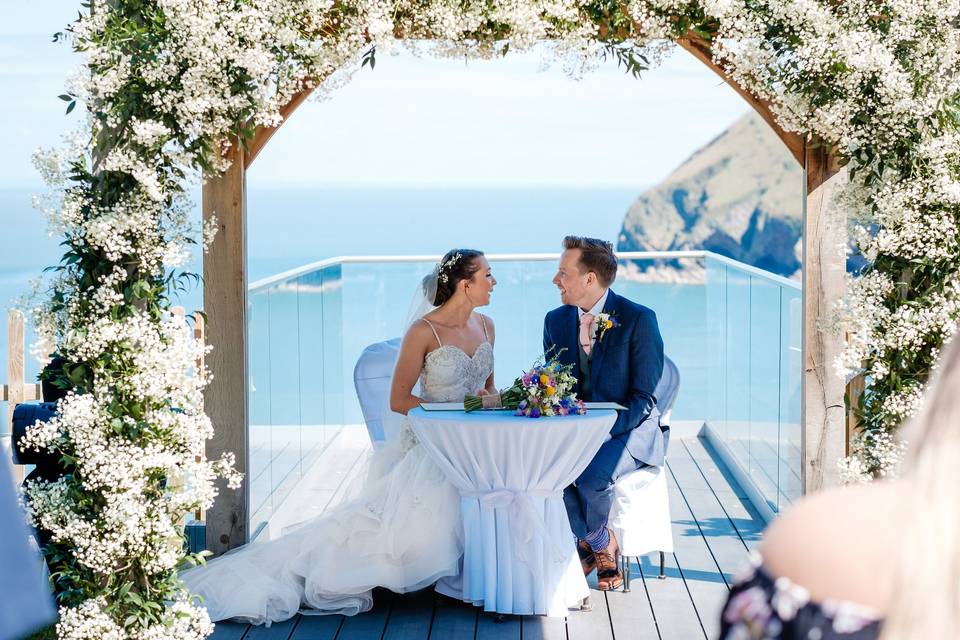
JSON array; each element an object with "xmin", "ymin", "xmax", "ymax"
[
  {"xmin": 420, "ymin": 401, "xmax": 627, "ymax": 411},
  {"xmin": 583, "ymin": 401, "xmax": 628, "ymax": 411},
  {"xmin": 419, "ymin": 402, "xmax": 467, "ymax": 411}
]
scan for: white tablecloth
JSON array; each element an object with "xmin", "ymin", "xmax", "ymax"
[{"xmin": 407, "ymin": 408, "xmax": 616, "ymax": 617}]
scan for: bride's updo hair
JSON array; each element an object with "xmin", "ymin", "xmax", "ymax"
[{"xmin": 430, "ymin": 249, "xmax": 485, "ymax": 306}]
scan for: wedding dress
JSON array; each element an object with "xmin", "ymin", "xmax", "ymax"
[{"xmin": 181, "ymin": 328, "xmax": 494, "ymax": 626}]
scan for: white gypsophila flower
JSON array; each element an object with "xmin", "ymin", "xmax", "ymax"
[
  {"xmin": 837, "ymin": 454, "xmax": 873, "ymax": 486},
  {"xmin": 842, "ymin": 429, "xmax": 909, "ymax": 484},
  {"xmin": 881, "ymin": 385, "xmax": 926, "ymax": 422},
  {"xmin": 56, "ymin": 598, "xmax": 126, "ymax": 640},
  {"xmin": 202, "ymin": 214, "xmax": 219, "ymax": 253},
  {"xmin": 131, "ymin": 119, "xmax": 172, "ymax": 147}
]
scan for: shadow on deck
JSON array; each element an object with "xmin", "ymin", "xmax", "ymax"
[{"xmin": 211, "ymin": 436, "xmax": 766, "ymax": 640}]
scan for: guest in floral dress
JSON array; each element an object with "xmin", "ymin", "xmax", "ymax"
[{"xmin": 720, "ymin": 329, "xmax": 960, "ymax": 639}]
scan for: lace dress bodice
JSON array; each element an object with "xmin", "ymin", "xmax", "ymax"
[
  {"xmin": 417, "ymin": 315, "xmax": 494, "ymax": 403},
  {"xmin": 419, "ymin": 342, "xmax": 495, "ymax": 402}
]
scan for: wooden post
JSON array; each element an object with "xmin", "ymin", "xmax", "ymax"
[
  {"xmin": 845, "ymin": 373, "xmax": 866, "ymax": 456},
  {"xmin": 6, "ymin": 311, "xmax": 24, "ymax": 433},
  {"xmin": 6, "ymin": 311, "xmax": 25, "ymax": 484},
  {"xmin": 802, "ymin": 143, "xmax": 847, "ymax": 492},
  {"xmin": 202, "ymin": 147, "xmax": 249, "ymax": 554}
]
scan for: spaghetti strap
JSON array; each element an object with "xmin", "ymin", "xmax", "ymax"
[
  {"xmin": 421, "ymin": 318, "xmax": 443, "ymax": 347},
  {"xmin": 479, "ymin": 314, "xmax": 489, "ymax": 342}
]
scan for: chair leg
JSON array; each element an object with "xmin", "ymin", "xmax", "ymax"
[
  {"xmin": 621, "ymin": 556, "xmax": 632, "ymax": 592},
  {"xmin": 658, "ymin": 551, "xmax": 666, "ymax": 579}
]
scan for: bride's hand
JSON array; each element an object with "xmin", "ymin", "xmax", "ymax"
[{"xmin": 475, "ymin": 388, "xmax": 490, "ymax": 396}]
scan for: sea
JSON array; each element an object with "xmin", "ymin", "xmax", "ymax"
[{"xmin": 3, "ymin": 184, "xmax": 720, "ymax": 421}]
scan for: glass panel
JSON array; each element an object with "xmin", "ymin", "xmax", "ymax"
[
  {"xmin": 779, "ymin": 287, "xmax": 803, "ymax": 507},
  {"xmin": 724, "ymin": 267, "xmax": 751, "ymax": 473},
  {"xmin": 320, "ymin": 265, "xmax": 344, "ymax": 445},
  {"xmin": 615, "ymin": 260, "xmax": 707, "ymax": 424},
  {"xmin": 339, "ymin": 261, "xmax": 429, "ymax": 429},
  {"xmin": 749, "ymin": 278, "xmax": 781, "ymax": 513},
  {"xmin": 705, "ymin": 257, "xmax": 728, "ymax": 441},
  {"xmin": 488, "ymin": 260, "xmax": 563, "ymax": 382},
  {"xmin": 298, "ymin": 270, "xmax": 326, "ymax": 472},
  {"xmin": 267, "ymin": 284, "xmax": 302, "ymax": 513},
  {"xmin": 247, "ymin": 288, "xmax": 272, "ymax": 535}
]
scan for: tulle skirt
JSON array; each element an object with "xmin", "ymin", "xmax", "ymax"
[{"xmin": 181, "ymin": 431, "xmax": 462, "ymax": 625}]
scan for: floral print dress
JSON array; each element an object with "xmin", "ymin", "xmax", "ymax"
[{"xmin": 720, "ymin": 555, "xmax": 882, "ymax": 640}]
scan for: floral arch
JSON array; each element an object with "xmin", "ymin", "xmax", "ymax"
[{"xmin": 22, "ymin": 0, "xmax": 960, "ymax": 637}]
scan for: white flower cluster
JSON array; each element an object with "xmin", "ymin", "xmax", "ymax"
[
  {"xmin": 705, "ymin": 0, "xmax": 960, "ymax": 155},
  {"xmin": 55, "ymin": 595, "xmax": 214, "ymax": 640},
  {"xmin": 21, "ymin": 254, "xmax": 239, "ymax": 635},
  {"xmin": 838, "ymin": 430, "xmax": 908, "ymax": 485}
]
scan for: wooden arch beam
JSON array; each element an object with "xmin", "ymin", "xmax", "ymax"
[
  {"xmin": 245, "ymin": 87, "xmax": 317, "ymax": 168},
  {"xmin": 676, "ymin": 34, "xmax": 805, "ymax": 166}
]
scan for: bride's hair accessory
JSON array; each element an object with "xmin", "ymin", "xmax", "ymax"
[
  {"xmin": 432, "ymin": 249, "xmax": 485, "ymax": 306},
  {"xmin": 437, "ymin": 252, "xmax": 463, "ymax": 284}
]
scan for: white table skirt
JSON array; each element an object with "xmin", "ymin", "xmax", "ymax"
[{"xmin": 407, "ymin": 408, "xmax": 616, "ymax": 617}]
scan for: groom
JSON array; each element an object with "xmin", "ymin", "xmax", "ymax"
[{"xmin": 543, "ymin": 236, "xmax": 665, "ymax": 591}]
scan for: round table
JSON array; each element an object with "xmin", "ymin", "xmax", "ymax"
[{"xmin": 407, "ymin": 407, "xmax": 617, "ymax": 617}]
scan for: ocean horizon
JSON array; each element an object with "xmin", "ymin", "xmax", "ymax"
[{"xmin": 0, "ymin": 183, "xmax": 642, "ymax": 384}]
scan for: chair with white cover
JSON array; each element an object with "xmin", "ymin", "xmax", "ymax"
[
  {"xmin": 353, "ymin": 338, "xmax": 403, "ymax": 449},
  {"xmin": 608, "ymin": 355, "xmax": 680, "ymax": 591}
]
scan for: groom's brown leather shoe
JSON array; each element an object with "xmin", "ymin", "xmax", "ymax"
[
  {"xmin": 595, "ymin": 528, "xmax": 623, "ymax": 591},
  {"xmin": 577, "ymin": 539, "xmax": 596, "ymax": 576}
]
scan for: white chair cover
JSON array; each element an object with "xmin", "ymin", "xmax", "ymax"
[
  {"xmin": 609, "ymin": 355, "xmax": 680, "ymax": 558},
  {"xmin": 352, "ymin": 338, "xmax": 401, "ymax": 448},
  {"xmin": 609, "ymin": 466, "xmax": 674, "ymax": 557}
]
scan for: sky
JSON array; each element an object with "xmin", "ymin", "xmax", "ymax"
[{"xmin": 0, "ymin": 4, "xmax": 752, "ymax": 190}]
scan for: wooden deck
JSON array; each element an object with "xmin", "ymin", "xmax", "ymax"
[{"xmin": 211, "ymin": 435, "xmax": 765, "ymax": 640}]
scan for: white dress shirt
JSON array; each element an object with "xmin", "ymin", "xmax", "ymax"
[{"xmin": 576, "ymin": 289, "xmax": 609, "ymax": 351}]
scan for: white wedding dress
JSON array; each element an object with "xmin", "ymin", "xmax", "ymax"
[{"xmin": 181, "ymin": 334, "xmax": 494, "ymax": 625}]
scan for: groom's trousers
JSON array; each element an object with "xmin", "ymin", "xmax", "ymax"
[{"xmin": 564, "ymin": 435, "xmax": 650, "ymax": 539}]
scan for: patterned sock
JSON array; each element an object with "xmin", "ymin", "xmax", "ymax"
[{"xmin": 584, "ymin": 526, "xmax": 609, "ymax": 553}]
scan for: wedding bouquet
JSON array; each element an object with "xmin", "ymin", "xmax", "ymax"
[{"xmin": 464, "ymin": 352, "xmax": 587, "ymax": 418}]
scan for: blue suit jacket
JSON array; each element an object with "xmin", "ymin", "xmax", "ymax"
[{"xmin": 543, "ymin": 289, "xmax": 666, "ymax": 467}]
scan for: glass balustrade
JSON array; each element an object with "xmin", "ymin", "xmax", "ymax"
[
  {"xmin": 247, "ymin": 251, "xmax": 801, "ymax": 534},
  {"xmin": 704, "ymin": 254, "xmax": 802, "ymax": 513}
]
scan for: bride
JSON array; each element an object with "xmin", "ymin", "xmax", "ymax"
[{"xmin": 181, "ymin": 248, "xmax": 498, "ymax": 625}]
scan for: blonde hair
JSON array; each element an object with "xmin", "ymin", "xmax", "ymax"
[{"xmin": 881, "ymin": 334, "xmax": 960, "ymax": 639}]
